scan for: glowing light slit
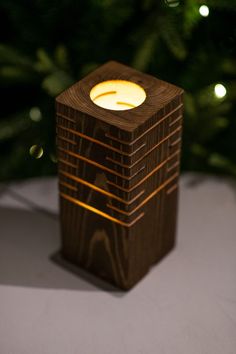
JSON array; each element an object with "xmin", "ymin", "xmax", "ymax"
[
  {"xmin": 59, "ymin": 170, "xmax": 145, "ymax": 205},
  {"xmin": 60, "ymin": 192, "xmax": 145, "ymax": 227},
  {"xmin": 60, "ymin": 172, "xmax": 178, "ymax": 221},
  {"xmin": 57, "ymin": 123, "xmax": 133, "ymax": 156},
  {"xmin": 58, "ymin": 146, "xmax": 144, "ymax": 180}
]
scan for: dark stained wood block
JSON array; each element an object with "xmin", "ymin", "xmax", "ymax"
[{"xmin": 56, "ymin": 61, "xmax": 184, "ymax": 290}]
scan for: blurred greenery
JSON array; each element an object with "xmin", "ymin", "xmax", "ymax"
[{"xmin": 0, "ymin": 0, "xmax": 235, "ymax": 181}]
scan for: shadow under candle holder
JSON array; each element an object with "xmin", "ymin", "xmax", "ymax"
[{"xmin": 0, "ymin": 206, "xmax": 124, "ymax": 296}]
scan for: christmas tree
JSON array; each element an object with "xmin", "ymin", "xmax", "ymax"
[{"xmin": 0, "ymin": 0, "xmax": 235, "ymax": 181}]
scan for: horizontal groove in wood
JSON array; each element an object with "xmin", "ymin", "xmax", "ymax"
[
  {"xmin": 57, "ymin": 122, "xmax": 144, "ymax": 157},
  {"xmin": 59, "ymin": 180, "xmax": 77, "ymax": 191},
  {"xmin": 60, "ymin": 192, "xmax": 145, "ymax": 227},
  {"xmin": 56, "ymin": 113, "xmax": 76, "ymax": 123},
  {"xmin": 105, "ymin": 172, "xmax": 179, "ymax": 217},
  {"xmin": 58, "ymin": 146, "xmax": 145, "ymax": 180},
  {"xmin": 169, "ymin": 137, "xmax": 181, "ymax": 147},
  {"xmin": 107, "ymin": 189, "xmax": 145, "ymax": 214},
  {"xmin": 166, "ymin": 183, "xmax": 178, "ymax": 194},
  {"xmin": 167, "ymin": 161, "xmax": 180, "ymax": 172},
  {"xmin": 59, "ymin": 170, "xmax": 145, "ymax": 205},
  {"xmin": 169, "ymin": 115, "xmax": 182, "ymax": 127},
  {"xmin": 106, "ymin": 189, "xmax": 145, "ymax": 216},
  {"xmin": 129, "ymin": 142, "xmax": 146, "ymax": 154},
  {"xmin": 105, "ymin": 104, "xmax": 183, "ymax": 145},
  {"xmin": 58, "ymin": 158, "xmax": 77, "ymax": 168},
  {"xmin": 107, "ymin": 149, "xmax": 181, "ymax": 192},
  {"xmin": 107, "ymin": 203, "xmax": 132, "ymax": 215},
  {"xmin": 57, "ymin": 135, "xmax": 77, "ymax": 145},
  {"xmin": 105, "ymin": 126, "xmax": 182, "ymax": 169}
]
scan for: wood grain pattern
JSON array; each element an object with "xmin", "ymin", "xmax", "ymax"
[{"xmin": 56, "ymin": 61, "xmax": 184, "ymax": 289}]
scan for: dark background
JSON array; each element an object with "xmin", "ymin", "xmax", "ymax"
[{"xmin": 0, "ymin": 0, "xmax": 235, "ymax": 181}]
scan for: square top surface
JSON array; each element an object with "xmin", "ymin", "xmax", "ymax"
[{"xmin": 56, "ymin": 61, "xmax": 183, "ymax": 132}]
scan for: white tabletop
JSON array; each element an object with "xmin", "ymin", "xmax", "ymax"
[{"xmin": 0, "ymin": 174, "xmax": 235, "ymax": 354}]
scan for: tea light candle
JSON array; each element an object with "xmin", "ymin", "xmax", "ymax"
[{"xmin": 90, "ymin": 80, "xmax": 146, "ymax": 111}]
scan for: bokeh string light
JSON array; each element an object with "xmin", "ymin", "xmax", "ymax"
[
  {"xmin": 29, "ymin": 107, "xmax": 42, "ymax": 122},
  {"xmin": 29, "ymin": 145, "xmax": 44, "ymax": 159},
  {"xmin": 199, "ymin": 5, "xmax": 209, "ymax": 17},
  {"xmin": 214, "ymin": 84, "xmax": 227, "ymax": 98},
  {"xmin": 164, "ymin": 0, "xmax": 180, "ymax": 8}
]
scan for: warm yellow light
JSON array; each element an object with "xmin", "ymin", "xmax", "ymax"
[
  {"xmin": 90, "ymin": 80, "xmax": 146, "ymax": 111},
  {"xmin": 214, "ymin": 83, "xmax": 227, "ymax": 98},
  {"xmin": 60, "ymin": 192, "xmax": 144, "ymax": 227},
  {"xmin": 199, "ymin": 5, "xmax": 209, "ymax": 17}
]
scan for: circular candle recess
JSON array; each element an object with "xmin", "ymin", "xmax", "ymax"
[{"xmin": 90, "ymin": 80, "xmax": 146, "ymax": 111}]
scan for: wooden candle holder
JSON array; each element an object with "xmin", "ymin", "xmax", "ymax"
[{"xmin": 56, "ymin": 61, "xmax": 184, "ymax": 290}]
